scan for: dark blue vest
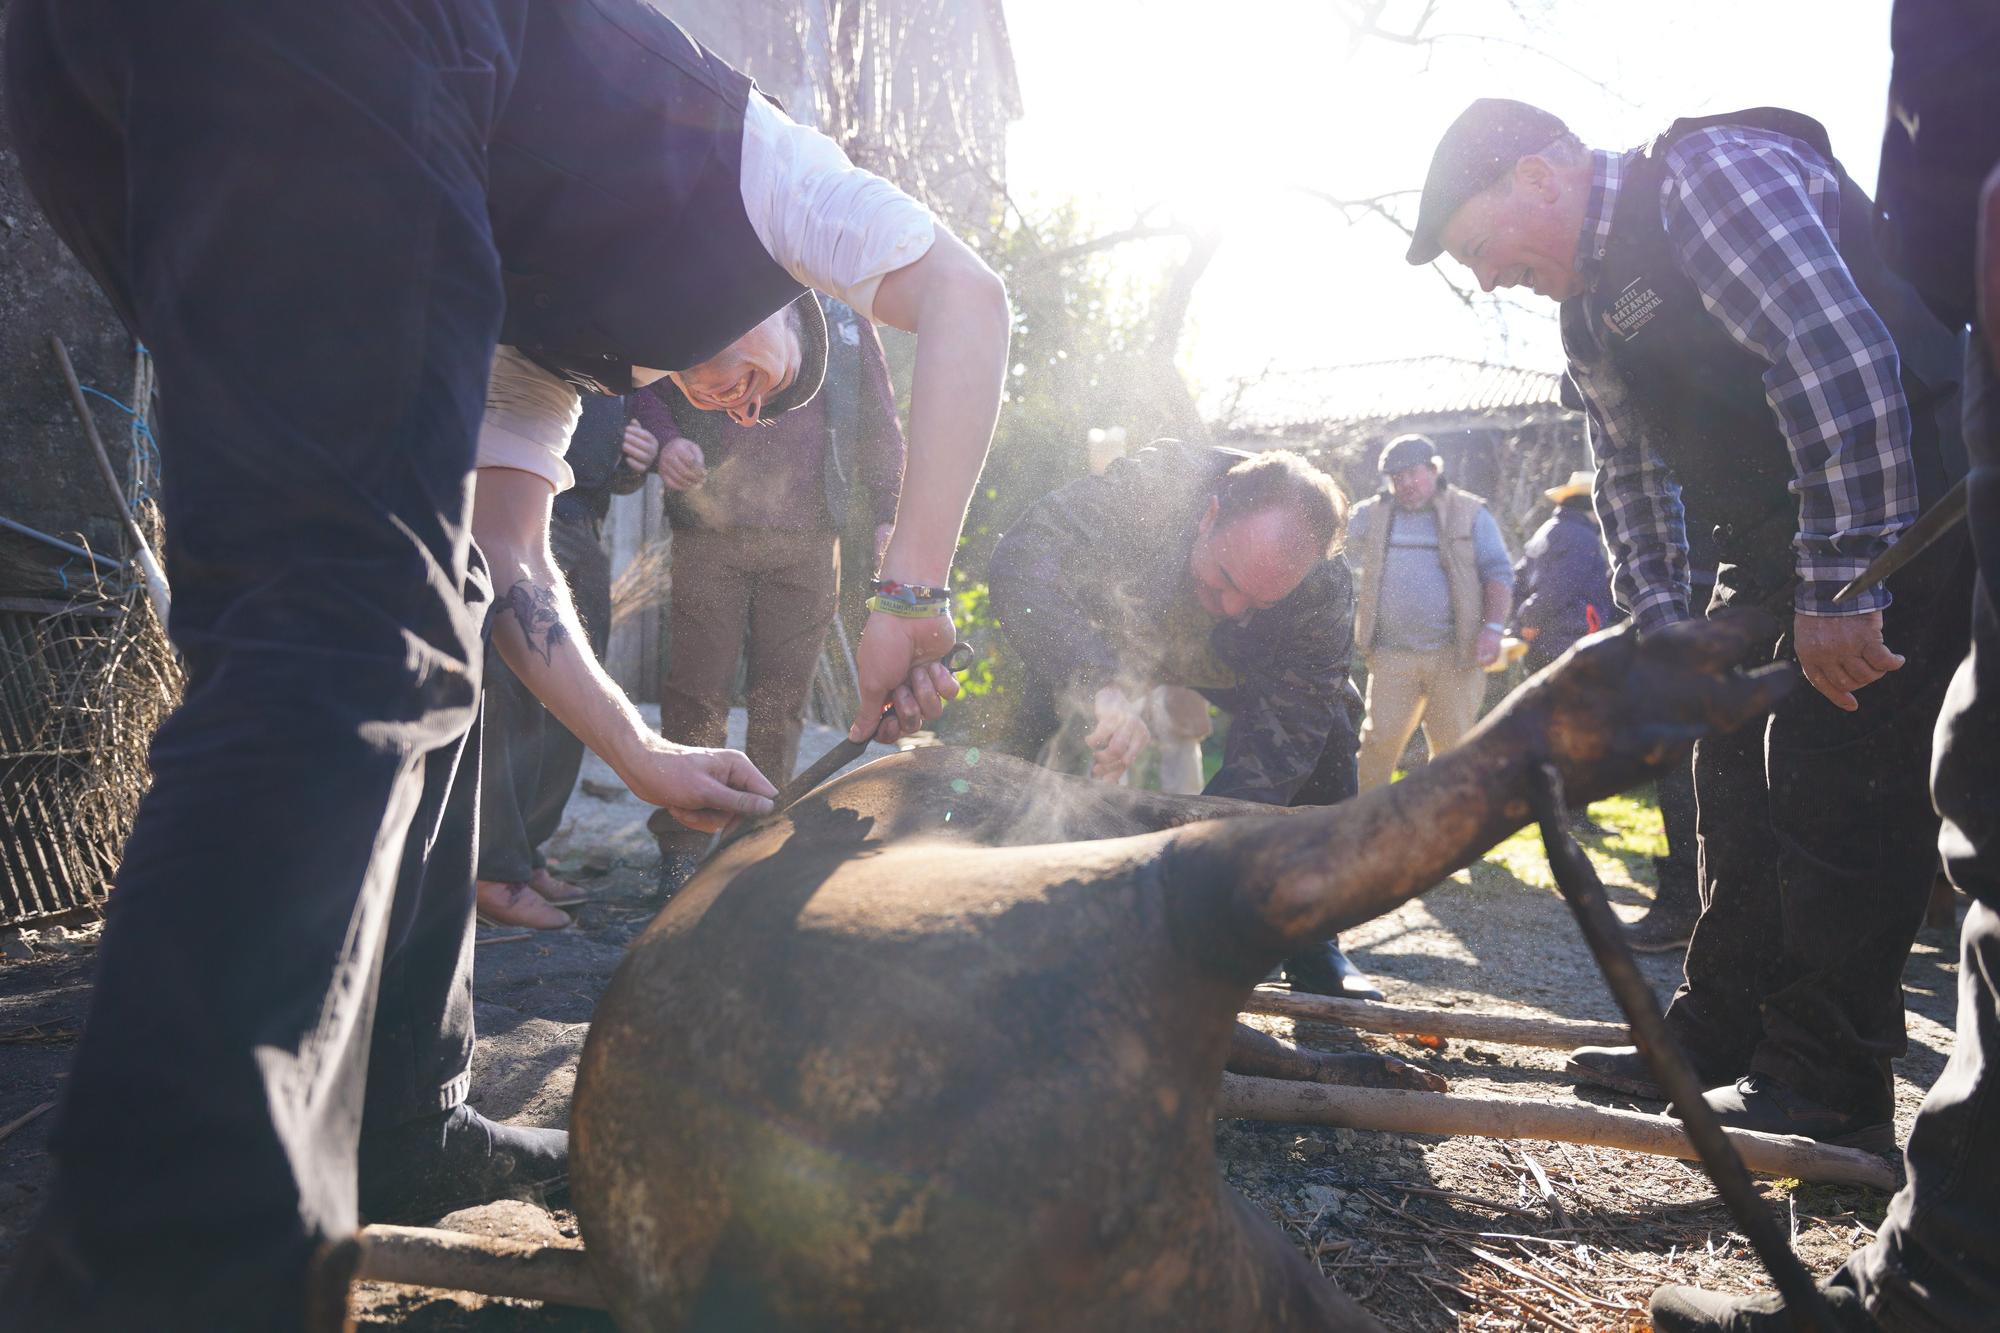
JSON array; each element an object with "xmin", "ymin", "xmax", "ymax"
[
  {"xmin": 1560, "ymin": 108, "xmax": 1965, "ymax": 605},
  {"xmin": 489, "ymin": 0, "xmax": 805, "ymax": 393}
]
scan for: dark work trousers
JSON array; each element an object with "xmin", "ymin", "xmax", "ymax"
[
  {"xmin": 650, "ymin": 527, "xmax": 841, "ymax": 856},
  {"xmin": 478, "ymin": 512, "xmax": 611, "ymax": 882},
  {"xmin": 1653, "ymin": 755, "xmax": 1700, "ymax": 901},
  {"xmin": 1837, "ymin": 336, "xmax": 2000, "ymax": 1330},
  {"xmin": 1, "ymin": 1, "xmax": 515, "ymax": 1327},
  {"xmin": 1666, "ymin": 519, "xmax": 1975, "ymax": 1119}
]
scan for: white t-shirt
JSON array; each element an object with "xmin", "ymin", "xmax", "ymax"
[{"xmin": 475, "ymin": 94, "xmax": 937, "ymax": 491}]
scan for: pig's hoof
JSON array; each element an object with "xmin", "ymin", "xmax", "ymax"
[{"xmin": 1312, "ymin": 1051, "xmax": 1448, "ymax": 1093}]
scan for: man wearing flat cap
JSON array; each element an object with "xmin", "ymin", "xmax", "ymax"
[
  {"xmin": 1406, "ymin": 97, "xmax": 1972, "ymax": 1150},
  {"xmin": 1345, "ymin": 432, "xmax": 1513, "ymax": 792}
]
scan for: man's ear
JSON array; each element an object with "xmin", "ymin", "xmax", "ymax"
[{"xmin": 1517, "ymin": 154, "xmax": 1559, "ymax": 202}]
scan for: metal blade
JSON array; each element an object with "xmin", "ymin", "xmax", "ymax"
[
  {"xmin": 772, "ymin": 640, "xmax": 977, "ymax": 814},
  {"xmin": 1833, "ymin": 475, "xmax": 1968, "ymax": 604}
]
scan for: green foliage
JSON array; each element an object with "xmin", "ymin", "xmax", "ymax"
[
  {"xmin": 953, "ymin": 203, "xmax": 1190, "ymax": 574},
  {"xmin": 906, "ymin": 203, "xmax": 1205, "ymax": 740}
]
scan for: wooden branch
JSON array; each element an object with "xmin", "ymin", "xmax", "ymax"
[
  {"xmin": 1242, "ymin": 989, "xmax": 1629, "ymax": 1050},
  {"xmin": 356, "ymin": 1224, "xmax": 604, "ymax": 1309},
  {"xmin": 1217, "ymin": 1076, "xmax": 1896, "ymax": 1190},
  {"xmin": 1026, "ymin": 220, "xmax": 1197, "ymax": 268},
  {"xmin": 0, "ymin": 1101, "xmax": 54, "ymax": 1146}
]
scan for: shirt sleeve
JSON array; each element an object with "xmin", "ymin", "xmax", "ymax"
[
  {"xmin": 1660, "ymin": 129, "xmax": 1918, "ymax": 616},
  {"xmin": 627, "ymin": 386, "xmax": 683, "ymax": 450},
  {"xmin": 738, "ymin": 95, "xmax": 937, "ymax": 323},
  {"xmin": 1471, "ymin": 507, "xmax": 1513, "ymax": 586},
  {"xmin": 479, "ymin": 346, "xmax": 579, "ymax": 492},
  {"xmin": 1343, "ymin": 502, "xmax": 1374, "ymax": 582},
  {"xmin": 1583, "ymin": 382, "xmax": 1692, "ymax": 632}
]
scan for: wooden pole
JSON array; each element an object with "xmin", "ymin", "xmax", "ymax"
[
  {"xmin": 1242, "ymin": 989, "xmax": 1629, "ymax": 1051},
  {"xmin": 1217, "ymin": 1074, "xmax": 1896, "ymax": 1190},
  {"xmin": 355, "ymin": 1224, "xmax": 605, "ymax": 1310}
]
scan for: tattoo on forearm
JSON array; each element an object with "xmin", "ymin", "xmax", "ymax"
[{"xmin": 500, "ymin": 580, "xmax": 571, "ymax": 666}]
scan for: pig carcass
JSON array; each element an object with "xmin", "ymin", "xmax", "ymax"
[{"xmin": 573, "ymin": 617, "xmax": 1788, "ymax": 1331}]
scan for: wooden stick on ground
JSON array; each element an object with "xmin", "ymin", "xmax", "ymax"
[
  {"xmin": 356, "ymin": 1224, "xmax": 605, "ymax": 1310},
  {"xmin": 1242, "ymin": 989, "xmax": 1630, "ymax": 1051},
  {"xmin": 1217, "ymin": 1074, "xmax": 1896, "ymax": 1190},
  {"xmin": 0, "ymin": 1101, "xmax": 54, "ymax": 1146}
]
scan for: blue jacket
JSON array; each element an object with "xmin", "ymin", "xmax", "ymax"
[{"xmin": 1514, "ymin": 503, "xmax": 1619, "ymax": 669}]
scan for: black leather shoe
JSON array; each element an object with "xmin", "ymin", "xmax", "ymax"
[
  {"xmin": 1651, "ymin": 1280, "xmax": 1880, "ymax": 1331},
  {"xmin": 1668, "ymin": 1075, "xmax": 1894, "ymax": 1154},
  {"xmin": 359, "ymin": 1105, "xmax": 569, "ymax": 1223},
  {"xmin": 1282, "ymin": 942, "xmax": 1385, "ymax": 1001},
  {"xmin": 1565, "ymin": 1044, "xmax": 1667, "ymax": 1099}
]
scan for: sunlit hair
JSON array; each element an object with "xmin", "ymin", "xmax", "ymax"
[{"xmin": 1214, "ymin": 451, "xmax": 1349, "ymax": 558}]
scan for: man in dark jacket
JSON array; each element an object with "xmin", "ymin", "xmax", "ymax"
[
  {"xmin": 1512, "ymin": 470, "xmax": 1617, "ymax": 673},
  {"xmin": 0, "ymin": 2, "xmax": 1008, "ymax": 1325},
  {"xmin": 989, "ymin": 441, "xmax": 1380, "ymax": 998},
  {"xmin": 1651, "ymin": 3, "xmax": 2000, "ymax": 1327},
  {"xmin": 1409, "ymin": 97, "xmax": 1974, "ymax": 1151}
]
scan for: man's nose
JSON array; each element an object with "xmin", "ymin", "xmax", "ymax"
[{"xmin": 1220, "ymin": 589, "xmax": 1250, "ymax": 617}]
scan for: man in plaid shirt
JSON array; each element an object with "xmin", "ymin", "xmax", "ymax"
[{"xmin": 1405, "ymin": 100, "xmax": 1973, "ymax": 1151}]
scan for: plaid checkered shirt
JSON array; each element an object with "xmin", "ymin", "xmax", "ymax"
[{"xmin": 1574, "ymin": 129, "xmax": 1920, "ymax": 630}]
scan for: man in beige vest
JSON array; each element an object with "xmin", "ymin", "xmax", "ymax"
[{"xmin": 1348, "ymin": 435, "xmax": 1514, "ymax": 790}]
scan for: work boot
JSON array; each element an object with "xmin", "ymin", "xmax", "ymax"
[
  {"xmin": 1651, "ymin": 1279, "xmax": 1879, "ymax": 1331},
  {"xmin": 358, "ymin": 1105, "xmax": 569, "ymax": 1223},
  {"xmin": 1566, "ymin": 1044, "xmax": 1668, "ymax": 1099},
  {"xmin": 1282, "ymin": 940, "xmax": 1385, "ymax": 1002},
  {"xmin": 1667, "ymin": 1075, "xmax": 1894, "ymax": 1154},
  {"xmin": 1625, "ymin": 857, "xmax": 1700, "ymax": 953}
]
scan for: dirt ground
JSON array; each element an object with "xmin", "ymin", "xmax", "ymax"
[{"xmin": 0, "ymin": 734, "xmax": 1962, "ymax": 1331}]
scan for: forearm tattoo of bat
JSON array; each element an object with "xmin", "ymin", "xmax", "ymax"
[{"xmin": 501, "ymin": 580, "xmax": 571, "ymax": 666}]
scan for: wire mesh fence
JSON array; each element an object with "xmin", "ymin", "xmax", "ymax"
[
  {"xmin": 1, "ymin": 346, "xmax": 179, "ymax": 927},
  {"xmin": 0, "ymin": 582, "xmax": 179, "ymax": 925}
]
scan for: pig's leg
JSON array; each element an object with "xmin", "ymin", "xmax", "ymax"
[{"xmin": 1227, "ymin": 1022, "xmax": 1446, "ymax": 1092}]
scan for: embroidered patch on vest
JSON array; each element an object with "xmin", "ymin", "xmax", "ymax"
[{"xmin": 1602, "ymin": 277, "xmax": 1665, "ymax": 342}]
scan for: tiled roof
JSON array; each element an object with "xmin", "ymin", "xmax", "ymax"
[{"xmin": 1221, "ymin": 356, "xmax": 1570, "ymax": 432}]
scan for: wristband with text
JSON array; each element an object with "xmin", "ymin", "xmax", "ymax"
[{"xmin": 866, "ymin": 593, "xmax": 951, "ymax": 619}]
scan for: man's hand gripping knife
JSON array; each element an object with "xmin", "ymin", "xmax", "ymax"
[
  {"xmin": 843, "ymin": 228, "xmax": 1011, "ymax": 743},
  {"xmin": 473, "ymin": 466, "xmax": 777, "ymax": 832}
]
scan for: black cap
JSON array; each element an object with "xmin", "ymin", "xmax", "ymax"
[
  {"xmin": 1378, "ymin": 434, "xmax": 1441, "ymax": 474},
  {"xmin": 757, "ymin": 293, "xmax": 829, "ymax": 419},
  {"xmin": 1406, "ymin": 99, "xmax": 1571, "ymax": 266}
]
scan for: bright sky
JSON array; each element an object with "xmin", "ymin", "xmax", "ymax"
[{"xmin": 1002, "ymin": 0, "xmax": 1895, "ymax": 408}]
